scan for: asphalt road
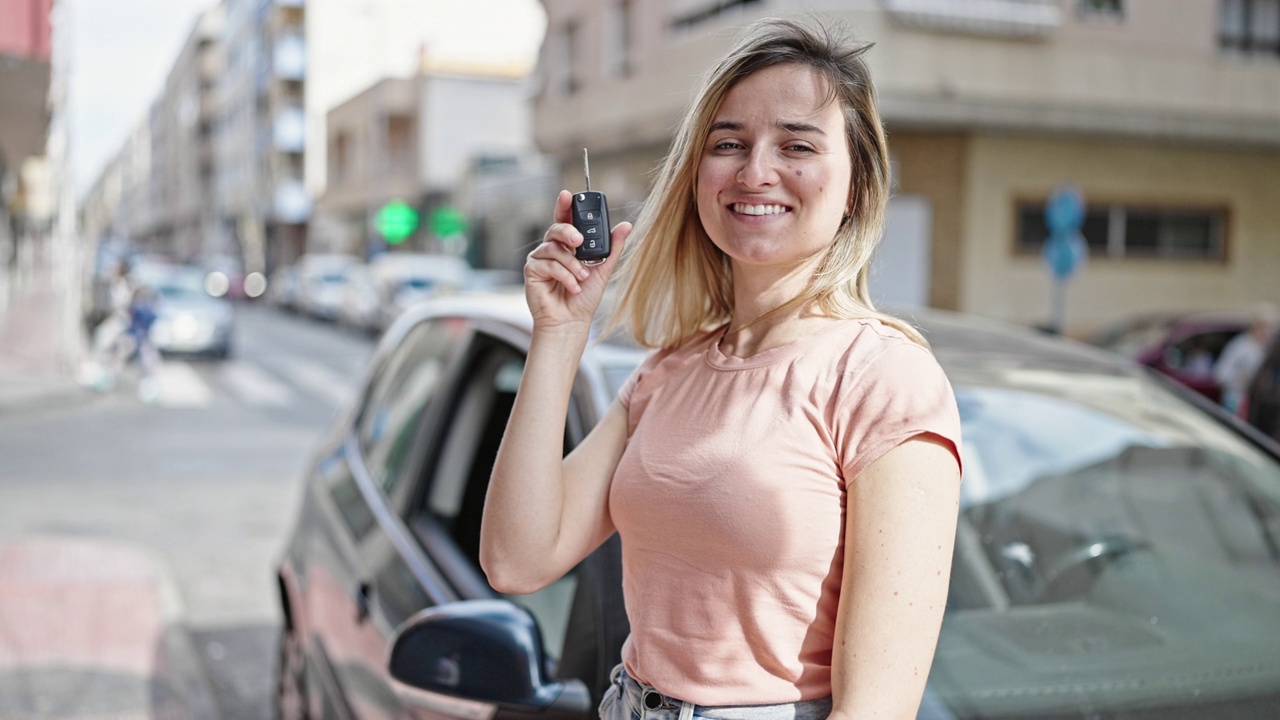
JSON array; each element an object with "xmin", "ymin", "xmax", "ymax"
[{"xmin": 0, "ymin": 302, "xmax": 377, "ymax": 719}]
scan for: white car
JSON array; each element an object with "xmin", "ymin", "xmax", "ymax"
[
  {"xmin": 368, "ymin": 253, "xmax": 472, "ymax": 331},
  {"xmin": 295, "ymin": 254, "xmax": 358, "ymax": 321}
]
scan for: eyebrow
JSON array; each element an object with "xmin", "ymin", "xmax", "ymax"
[{"xmin": 708, "ymin": 120, "xmax": 827, "ymax": 136}]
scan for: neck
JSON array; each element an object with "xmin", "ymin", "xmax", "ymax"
[{"xmin": 719, "ymin": 257, "xmax": 826, "ymax": 357}]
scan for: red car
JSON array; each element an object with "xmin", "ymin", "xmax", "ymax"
[{"xmin": 1088, "ymin": 312, "xmax": 1249, "ymax": 403}]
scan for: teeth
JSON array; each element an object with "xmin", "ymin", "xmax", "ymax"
[{"xmin": 733, "ymin": 203, "xmax": 788, "ymax": 216}]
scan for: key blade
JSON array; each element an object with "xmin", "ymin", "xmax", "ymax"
[{"xmin": 582, "ymin": 148, "xmax": 591, "ymax": 192}]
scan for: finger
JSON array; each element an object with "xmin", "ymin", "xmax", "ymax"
[
  {"xmin": 526, "ymin": 257, "xmax": 583, "ymax": 294},
  {"xmin": 544, "ymin": 221, "xmax": 583, "ymax": 249},
  {"xmin": 531, "ymin": 240, "xmax": 592, "ymax": 281},
  {"xmin": 553, "ymin": 190, "xmax": 573, "ymax": 225},
  {"xmin": 598, "ymin": 222, "xmax": 633, "ymax": 273}
]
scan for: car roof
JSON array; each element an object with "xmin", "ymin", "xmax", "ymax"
[{"xmin": 397, "ymin": 291, "xmax": 1143, "ymax": 381}]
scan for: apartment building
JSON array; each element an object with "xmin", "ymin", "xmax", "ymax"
[
  {"xmin": 143, "ymin": 6, "xmax": 223, "ymax": 262},
  {"xmin": 533, "ymin": 0, "xmax": 1280, "ymax": 332},
  {"xmin": 318, "ymin": 68, "xmax": 535, "ymax": 258},
  {"xmin": 0, "ymin": 0, "xmax": 53, "ymax": 278}
]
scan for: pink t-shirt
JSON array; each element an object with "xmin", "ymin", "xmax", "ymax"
[{"xmin": 610, "ymin": 318, "xmax": 962, "ymax": 706}]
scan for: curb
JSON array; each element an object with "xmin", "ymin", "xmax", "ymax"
[
  {"xmin": 0, "ymin": 537, "xmax": 224, "ymax": 720},
  {"xmin": 0, "ymin": 379, "xmax": 94, "ymax": 417}
]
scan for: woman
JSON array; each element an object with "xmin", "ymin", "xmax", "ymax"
[{"xmin": 481, "ymin": 16, "xmax": 963, "ymax": 719}]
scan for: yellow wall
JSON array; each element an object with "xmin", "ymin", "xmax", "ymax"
[
  {"xmin": 890, "ymin": 131, "xmax": 969, "ymax": 311},
  {"xmin": 960, "ymin": 135, "xmax": 1280, "ymax": 334}
]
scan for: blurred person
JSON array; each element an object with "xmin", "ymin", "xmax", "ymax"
[
  {"xmin": 1246, "ymin": 334, "xmax": 1280, "ymax": 439},
  {"xmin": 1214, "ymin": 303, "xmax": 1279, "ymax": 416},
  {"xmin": 481, "ymin": 16, "xmax": 962, "ymax": 720},
  {"xmin": 128, "ymin": 286, "xmax": 162, "ymax": 402},
  {"xmin": 82, "ymin": 261, "xmax": 134, "ymax": 391}
]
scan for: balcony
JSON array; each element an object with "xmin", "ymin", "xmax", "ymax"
[{"xmin": 881, "ymin": 0, "xmax": 1062, "ymax": 38}]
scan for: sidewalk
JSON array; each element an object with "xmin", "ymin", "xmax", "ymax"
[
  {"xmin": 0, "ymin": 282, "xmax": 88, "ymax": 415},
  {"xmin": 0, "ymin": 538, "xmax": 220, "ymax": 720},
  {"xmin": 0, "ymin": 281, "xmax": 223, "ymax": 717}
]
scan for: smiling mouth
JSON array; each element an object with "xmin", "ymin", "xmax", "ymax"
[{"xmin": 731, "ymin": 203, "xmax": 791, "ymax": 216}]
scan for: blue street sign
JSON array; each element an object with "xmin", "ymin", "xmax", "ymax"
[
  {"xmin": 1043, "ymin": 186, "xmax": 1087, "ymax": 281},
  {"xmin": 1045, "ymin": 186, "xmax": 1085, "ymax": 237},
  {"xmin": 1043, "ymin": 231, "xmax": 1087, "ymax": 281}
]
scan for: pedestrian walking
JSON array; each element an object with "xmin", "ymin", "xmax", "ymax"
[
  {"xmin": 481, "ymin": 16, "xmax": 962, "ymax": 719},
  {"xmin": 127, "ymin": 286, "xmax": 161, "ymax": 402},
  {"xmin": 1214, "ymin": 303, "xmax": 1278, "ymax": 416},
  {"xmin": 82, "ymin": 261, "xmax": 134, "ymax": 391}
]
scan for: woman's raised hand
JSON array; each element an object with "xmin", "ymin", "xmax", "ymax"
[{"xmin": 524, "ymin": 190, "xmax": 631, "ymax": 333}]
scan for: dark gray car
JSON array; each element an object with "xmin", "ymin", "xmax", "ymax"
[{"xmin": 274, "ymin": 291, "xmax": 1280, "ymax": 719}]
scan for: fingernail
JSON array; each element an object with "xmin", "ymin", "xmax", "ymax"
[{"xmin": 578, "ymin": 269, "xmax": 590, "ymax": 280}]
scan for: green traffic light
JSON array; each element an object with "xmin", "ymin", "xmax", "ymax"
[{"xmin": 376, "ymin": 200, "xmax": 419, "ymax": 244}]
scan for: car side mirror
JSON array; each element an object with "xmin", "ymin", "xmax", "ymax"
[{"xmin": 387, "ymin": 599, "xmax": 591, "ymax": 715}]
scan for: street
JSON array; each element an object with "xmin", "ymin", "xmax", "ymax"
[{"xmin": 0, "ymin": 302, "xmax": 376, "ymax": 718}]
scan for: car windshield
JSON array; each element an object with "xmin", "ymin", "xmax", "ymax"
[
  {"xmin": 935, "ymin": 369, "xmax": 1280, "ymax": 718},
  {"xmin": 400, "ymin": 277, "xmax": 435, "ymax": 291},
  {"xmin": 149, "ymin": 272, "xmax": 210, "ymax": 302}
]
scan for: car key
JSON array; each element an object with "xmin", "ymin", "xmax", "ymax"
[{"xmin": 572, "ymin": 148, "xmax": 611, "ymax": 266}]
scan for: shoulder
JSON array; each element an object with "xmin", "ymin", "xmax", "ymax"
[
  {"xmin": 617, "ymin": 328, "xmax": 720, "ymax": 405},
  {"xmin": 808, "ymin": 317, "xmax": 937, "ymax": 380}
]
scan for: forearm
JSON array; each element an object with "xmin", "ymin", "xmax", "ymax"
[{"xmin": 480, "ymin": 326, "xmax": 590, "ymax": 592}]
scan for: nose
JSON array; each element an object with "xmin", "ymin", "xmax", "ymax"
[{"xmin": 736, "ymin": 147, "xmax": 779, "ymax": 189}]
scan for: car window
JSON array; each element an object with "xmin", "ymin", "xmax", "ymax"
[
  {"xmin": 934, "ymin": 370, "xmax": 1280, "ymax": 717},
  {"xmin": 357, "ymin": 319, "xmax": 464, "ymax": 496},
  {"xmin": 417, "ymin": 341, "xmax": 579, "ymax": 662}
]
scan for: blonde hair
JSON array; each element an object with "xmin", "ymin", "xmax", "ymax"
[{"xmin": 610, "ymin": 16, "xmax": 926, "ymax": 349}]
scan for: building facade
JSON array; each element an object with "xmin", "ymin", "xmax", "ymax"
[
  {"xmin": 317, "ymin": 68, "xmax": 536, "ymax": 260},
  {"xmin": 532, "ymin": 0, "xmax": 1280, "ymax": 333},
  {"xmin": 0, "ymin": 0, "xmax": 54, "ymax": 291}
]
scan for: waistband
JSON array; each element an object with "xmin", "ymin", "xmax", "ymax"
[{"xmin": 605, "ymin": 664, "xmax": 833, "ymax": 720}]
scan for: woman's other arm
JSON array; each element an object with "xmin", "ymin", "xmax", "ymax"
[{"xmin": 829, "ymin": 434, "xmax": 961, "ymax": 720}]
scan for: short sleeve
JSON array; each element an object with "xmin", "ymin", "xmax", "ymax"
[
  {"xmin": 835, "ymin": 342, "xmax": 963, "ymax": 483},
  {"xmin": 617, "ymin": 350, "xmax": 659, "ymax": 410}
]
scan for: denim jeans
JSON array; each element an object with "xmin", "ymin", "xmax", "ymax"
[{"xmin": 598, "ymin": 664, "xmax": 833, "ymax": 720}]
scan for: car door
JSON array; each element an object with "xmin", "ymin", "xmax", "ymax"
[
  {"xmin": 391, "ymin": 323, "xmax": 630, "ymax": 714},
  {"xmin": 301, "ymin": 315, "xmax": 472, "ymax": 719}
]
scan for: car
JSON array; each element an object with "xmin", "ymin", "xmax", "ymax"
[
  {"xmin": 138, "ymin": 265, "xmax": 234, "ymax": 358},
  {"xmin": 275, "ymin": 293, "xmax": 1280, "ymax": 719},
  {"xmin": 1085, "ymin": 311, "xmax": 1249, "ymax": 403},
  {"xmin": 336, "ymin": 263, "xmax": 382, "ymax": 334},
  {"xmin": 368, "ymin": 253, "xmax": 473, "ymax": 332},
  {"xmin": 296, "ymin": 254, "xmax": 360, "ymax": 321}
]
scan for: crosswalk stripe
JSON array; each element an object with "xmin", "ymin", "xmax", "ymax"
[
  {"xmin": 218, "ymin": 361, "xmax": 295, "ymax": 407},
  {"xmin": 283, "ymin": 359, "xmax": 357, "ymax": 409},
  {"xmin": 153, "ymin": 362, "xmax": 213, "ymax": 408}
]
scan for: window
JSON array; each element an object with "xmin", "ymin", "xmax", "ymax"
[
  {"xmin": 1077, "ymin": 0, "xmax": 1125, "ymax": 20},
  {"xmin": 562, "ymin": 20, "xmax": 581, "ymax": 95},
  {"xmin": 670, "ymin": 0, "xmax": 762, "ymax": 31},
  {"xmin": 356, "ymin": 319, "xmax": 463, "ymax": 496},
  {"xmin": 415, "ymin": 340, "xmax": 579, "ymax": 662},
  {"xmin": 1016, "ymin": 202, "xmax": 1227, "ymax": 260},
  {"xmin": 1220, "ymin": 0, "xmax": 1280, "ymax": 57},
  {"xmin": 607, "ymin": 0, "xmax": 635, "ymax": 78}
]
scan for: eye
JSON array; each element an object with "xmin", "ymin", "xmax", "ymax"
[
  {"xmin": 711, "ymin": 140, "xmax": 744, "ymax": 152},
  {"xmin": 785, "ymin": 143, "xmax": 816, "ymax": 154}
]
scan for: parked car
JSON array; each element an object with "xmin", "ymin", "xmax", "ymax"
[
  {"xmin": 269, "ymin": 264, "xmax": 300, "ymax": 311},
  {"xmin": 275, "ymin": 294, "xmax": 1280, "ymax": 719},
  {"xmin": 336, "ymin": 263, "xmax": 381, "ymax": 334},
  {"xmin": 137, "ymin": 265, "xmax": 234, "ymax": 358},
  {"xmin": 1086, "ymin": 311, "xmax": 1249, "ymax": 403},
  {"xmin": 296, "ymin": 254, "xmax": 359, "ymax": 321},
  {"xmin": 368, "ymin": 253, "xmax": 473, "ymax": 331}
]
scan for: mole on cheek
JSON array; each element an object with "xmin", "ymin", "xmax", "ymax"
[{"xmin": 795, "ymin": 169, "xmax": 803, "ymax": 177}]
